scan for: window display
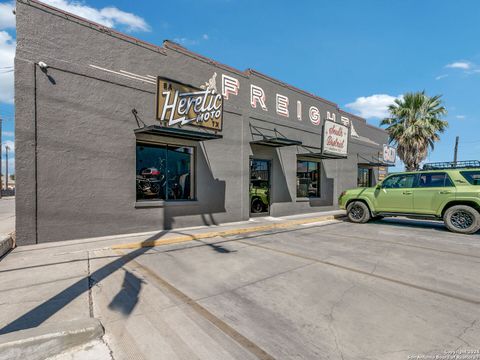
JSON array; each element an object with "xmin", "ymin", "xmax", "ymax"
[
  {"xmin": 357, "ymin": 167, "xmax": 372, "ymax": 187},
  {"xmin": 136, "ymin": 143, "xmax": 194, "ymax": 201},
  {"xmin": 296, "ymin": 160, "xmax": 320, "ymax": 198}
]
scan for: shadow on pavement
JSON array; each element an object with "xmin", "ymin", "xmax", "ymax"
[
  {"xmin": 0, "ymin": 231, "xmax": 168, "ymax": 335},
  {"xmin": 353, "ymin": 217, "xmax": 480, "ymax": 236},
  {"xmin": 108, "ymin": 270, "xmax": 145, "ymax": 316}
]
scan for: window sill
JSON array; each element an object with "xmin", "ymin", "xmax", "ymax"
[
  {"xmin": 135, "ymin": 200, "xmax": 199, "ymax": 208},
  {"xmin": 296, "ymin": 197, "xmax": 321, "ymax": 202}
]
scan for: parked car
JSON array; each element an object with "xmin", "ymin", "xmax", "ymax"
[{"xmin": 339, "ymin": 162, "xmax": 480, "ymax": 234}]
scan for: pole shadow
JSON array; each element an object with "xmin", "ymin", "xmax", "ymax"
[{"xmin": 0, "ymin": 230, "xmax": 167, "ymax": 335}]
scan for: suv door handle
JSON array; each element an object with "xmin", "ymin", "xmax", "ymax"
[
  {"xmin": 439, "ymin": 190, "xmax": 452, "ymax": 194},
  {"xmin": 403, "ymin": 191, "xmax": 413, "ymax": 195}
]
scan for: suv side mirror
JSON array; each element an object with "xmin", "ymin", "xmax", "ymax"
[{"xmin": 375, "ymin": 184, "xmax": 381, "ymax": 190}]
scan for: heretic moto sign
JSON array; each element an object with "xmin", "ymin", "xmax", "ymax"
[
  {"xmin": 322, "ymin": 120, "xmax": 348, "ymax": 157},
  {"xmin": 156, "ymin": 77, "xmax": 223, "ymax": 131}
]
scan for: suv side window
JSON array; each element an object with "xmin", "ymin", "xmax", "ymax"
[
  {"xmin": 382, "ymin": 174, "xmax": 416, "ymax": 189},
  {"xmin": 460, "ymin": 171, "xmax": 480, "ymax": 185},
  {"xmin": 417, "ymin": 172, "xmax": 454, "ymax": 188}
]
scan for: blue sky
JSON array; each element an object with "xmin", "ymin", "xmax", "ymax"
[{"xmin": 1, "ymin": 0, "xmax": 480, "ymax": 174}]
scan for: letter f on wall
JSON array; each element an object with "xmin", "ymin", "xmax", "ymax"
[{"xmin": 250, "ymin": 84, "xmax": 268, "ymax": 111}]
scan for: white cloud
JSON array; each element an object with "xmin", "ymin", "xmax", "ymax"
[
  {"xmin": 345, "ymin": 94, "xmax": 400, "ymax": 119},
  {"xmin": 0, "ymin": 2, "xmax": 15, "ymax": 30},
  {"xmin": 446, "ymin": 61, "xmax": 471, "ymax": 70},
  {"xmin": 0, "ymin": 30, "xmax": 15, "ymax": 104},
  {"xmin": 2, "ymin": 131, "xmax": 14, "ymax": 137},
  {"xmin": 173, "ymin": 33, "xmax": 209, "ymax": 46},
  {"xmin": 173, "ymin": 37, "xmax": 199, "ymax": 46},
  {"xmin": 41, "ymin": 0, "xmax": 150, "ymax": 32},
  {"xmin": 455, "ymin": 115, "xmax": 466, "ymax": 119},
  {"xmin": 435, "ymin": 74, "xmax": 448, "ymax": 80}
]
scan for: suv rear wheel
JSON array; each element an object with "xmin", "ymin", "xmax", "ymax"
[
  {"xmin": 444, "ymin": 205, "xmax": 480, "ymax": 234},
  {"xmin": 347, "ymin": 201, "xmax": 371, "ymax": 223}
]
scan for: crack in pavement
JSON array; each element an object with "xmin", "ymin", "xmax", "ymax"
[
  {"xmin": 326, "ymin": 284, "xmax": 356, "ymax": 360},
  {"xmin": 455, "ymin": 319, "xmax": 477, "ymax": 350}
]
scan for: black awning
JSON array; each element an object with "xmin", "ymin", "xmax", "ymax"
[
  {"xmin": 299, "ymin": 152, "xmax": 347, "ymax": 160},
  {"xmin": 134, "ymin": 125, "xmax": 222, "ymax": 141},
  {"xmin": 251, "ymin": 137, "xmax": 302, "ymax": 147}
]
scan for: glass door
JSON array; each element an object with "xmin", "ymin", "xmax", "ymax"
[{"xmin": 250, "ymin": 159, "xmax": 271, "ymax": 216}]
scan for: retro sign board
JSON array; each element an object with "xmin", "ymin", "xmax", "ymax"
[
  {"xmin": 156, "ymin": 77, "xmax": 223, "ymax": 131},
  {"xmin": 322, "ymin": 120, "xmax": 349, "ymax": 157},
  {"xmin": 383, "ymin": 145, "xmax": 397, "ymax": 165}
]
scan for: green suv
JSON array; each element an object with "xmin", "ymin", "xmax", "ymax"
[
  {"xmin": 339, "ymin": 163, "xmax": 480, "ymax": 234},
  {"xmin": 250, "ymin": 179, "xmax": 269, "ymax": 213}
]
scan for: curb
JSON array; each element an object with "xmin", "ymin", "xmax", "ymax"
[
  {"xmin": 112, "ymin": 214, "xmax": 345, "ymax": 250},
  {"xmin": 0, "ymin": 234, "xmax": 14, "ymax": 259},
  {"xmin": 0, "ymin": 318, "xmax": 104, "ymax": 360}
]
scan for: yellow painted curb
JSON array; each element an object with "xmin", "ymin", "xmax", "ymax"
[{"xmin": 111, "ymin": 215, "xmax": 341, "ymax": 250}]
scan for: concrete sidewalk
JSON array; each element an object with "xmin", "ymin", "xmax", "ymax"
[{"xmin": 0, "ymin": 210, "xmax": 344, "ymax": 359}]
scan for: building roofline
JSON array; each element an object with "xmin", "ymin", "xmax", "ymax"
[
  {"xmin": 338, "ymin": 109, "xmax": 367, "ymax": 123},
  {"xmin": 163, "ymin": 40, "xmax": 248, "ymax": 78},
  {"xmin": 246, "ymin": 69, "xmax": 338, "ymax": 107},
  {"xmin": 20, "ymin": 0, "xmax": 383, "ymax": 133},
  {"xmin": 19, "ymin": 0, "xmax": 167, "ymax": 55}
]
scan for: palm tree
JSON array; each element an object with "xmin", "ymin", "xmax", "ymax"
[{"xmin": 381, "ymin": 91, "xmax": 448, "ymax": 171}]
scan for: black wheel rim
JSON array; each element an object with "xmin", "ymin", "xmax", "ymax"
[
  {"xmin": 350, "ymin": 205, "xmax": 364, "ymax": 220},
  {"xmin": 252, "ymin": 201, "xmax": 263, "ymax": 213},
  {"xmin": 450, "ymin": 210, "xmax": 474, "ymax": 229}
]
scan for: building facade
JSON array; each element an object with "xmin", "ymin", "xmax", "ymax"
[{"xmin": 15, "ymin": 0, "xmax": 392, "ymax": 245}]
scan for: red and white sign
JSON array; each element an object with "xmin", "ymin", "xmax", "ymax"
[
  {"xmin": 322, "ymin": 121, "xmax": 348, "ymax": 157},
  {"xmin": 383, "ymin": 145, "xmax": 397, "ymax": 165}
]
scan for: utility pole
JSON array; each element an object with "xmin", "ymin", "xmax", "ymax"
[
  {"xmin": 453, "ymin": 136, "xmax": 459, "ymax": 166},
  {"xmin": 5, "ymin": 145, "xmax": 9, "ymax": 193}
]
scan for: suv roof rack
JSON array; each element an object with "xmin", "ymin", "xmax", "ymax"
[{"xmin": 422, "ymin": 160, "xmax": 480, "ymax": 170}]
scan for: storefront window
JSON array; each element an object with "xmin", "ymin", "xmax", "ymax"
[
  {"xmin": 357, "ymin": 167, "xmax": 372, "ymax": 187},
  {"xmin": 297, "ymin": 160, "xmax": 320, "ymax": 198},
  {"xmin": 136, "ymin": 143, "xmax": 194, "ymax": 201}
]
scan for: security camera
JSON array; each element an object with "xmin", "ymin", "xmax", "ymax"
[{"xmin": 38, "ymin": 62, "xmax": 48, "ymax": 70}]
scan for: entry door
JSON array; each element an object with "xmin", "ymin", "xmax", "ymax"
[
  {"xmin": 250, "ymin": 159, "xmax": 271, "ymax": 215},
  {"xmin": 374, "ymin": 173, "xmax": 416, "ymax": 213}
]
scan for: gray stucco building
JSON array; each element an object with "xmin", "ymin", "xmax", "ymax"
[{"xmin": 14, "ymin": 0, "xmax": 391, "ymax": 245}]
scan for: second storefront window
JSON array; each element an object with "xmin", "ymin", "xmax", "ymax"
[{"xmin": 297, "ymin": 160, "xmax": 321, "ymax": 198}]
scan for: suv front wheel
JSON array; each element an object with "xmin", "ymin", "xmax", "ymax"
[
  {"xmin": 347, "ymin": 201, "xmax": 371, "ymax": 223},
  {"xmin": 444, "ymin": 205, "xmax": 480, "ymax": 234}
]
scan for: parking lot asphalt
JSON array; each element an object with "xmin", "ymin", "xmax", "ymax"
[
  {"xmin": 2, "ymin": 217, "xmax": 480, "ymax": 359},
  {"xmin": 94, "ymin": 218, "xmax": 480, "ymax": 360}
]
